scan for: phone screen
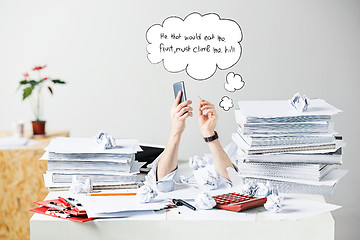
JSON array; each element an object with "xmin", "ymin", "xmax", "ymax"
[{"xmin": 173, "ymin": 81, "xmax": 187, "ymax": 103}]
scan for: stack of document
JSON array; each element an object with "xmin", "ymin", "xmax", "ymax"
[
  {"xmin": 232, "ymin": 98, "xmax": 347, "ymax": 195},
  {"xmin": 41, "ymin": 137, "xmax": 144, "ymax": 191}
]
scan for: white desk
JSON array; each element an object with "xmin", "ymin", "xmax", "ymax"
[{"xmin": 30, "ymin": 191, "xmax": 334, "ymax": 240}]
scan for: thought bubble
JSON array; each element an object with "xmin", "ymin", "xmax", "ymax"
[
  {"xmin": 225, "ymin": 72, "xmax": 245, "ymax": 92},
  {"xmin": 219, "ymin": 96, "xmax": 233, "ymax": 111},
  {"xmin": 146, "ymin": 12, "xmax": 243, "ymax": 80}
]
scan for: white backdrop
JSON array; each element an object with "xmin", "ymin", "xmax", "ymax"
[{"xmin": 1, "ymin": 0, "xmax": 359, "ymax": 239}]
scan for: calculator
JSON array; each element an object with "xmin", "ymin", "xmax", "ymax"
[{"xmin": 212, "ymin": 192, "xmax": 267, "ymax": 212}]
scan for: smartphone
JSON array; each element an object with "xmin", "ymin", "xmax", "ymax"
[{"xmin": 173, "ymin": 81, "xmax": 187, "ymax": 103}]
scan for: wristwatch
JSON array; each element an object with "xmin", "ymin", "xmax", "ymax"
[{"xmin": 203, "ymin": 131, "xmax": 218, "ymax": 142}]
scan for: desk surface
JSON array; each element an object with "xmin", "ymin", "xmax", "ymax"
[
  {"xmin": 0, "ymin": 130, "xmax": 69, "ymax": 151},
  {"xmin": 30, "ymin": 191, "xmax": 334, "ymax": 240},
  {"xmin": 0, "ymin": 130, "xmax": 69, "ymax": 240}
]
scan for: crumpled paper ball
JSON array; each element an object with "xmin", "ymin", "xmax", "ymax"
[
  {"xmin": 242, "ymin": 180, "xmax": 283, "ymax": 213},
  {"xmin": 189, "ymin": 154, "xmax": 213, "ymax": 170},
  {"xmin": 265, "ymin": 181, "xmax": 273, "ymax": 194},
  {"xmin": 242, "ymin": 180, "xmax": 277, "ymax": 198},
  {"xmin": 137, "ymin": 167, "xmax": 158, "ymax": 204},
  {"xmin": 195, "ymin": 192, "xmax": 216, "ymax": 210},
  {"xmin": 179, "ymin": 175, "xmax": 196, "ymax": 185},
  {"xmin": 180, "ymin": 175, "xmax": 188, "ymax": 183},
  {"xmin": 193, "ymin": 165, "xmax": 220, "ymax": 191},
  {"xmin": 255, "ymin": 182, "xmax": 270, "ymax": 198},
  {"xmin": 289, "ymin": 93, "xmax": 309, "ymax": 112},
  {"xmin": 83, "ymin": 178, "xmax": 92, "ymax": 193},
  {"xmin": 241, "ymin": 180, "xmax": 258, "ymax": 196},
  {"xmin": 202, "ymin": 154, "xmax": 213, "ymax": 165},
  {"xmin": 69, "ymin": 176, "xmax": 93, "ymax": 194},
  {"xmin": 189, "ymin": 155, "xmax": 207, "ymax": 170},
  {"xmin": 137, "ymin": 185, "xmax": 158, "ymax": 203},
  {"xmin": 264, "ymin": 194, "xmax": 283, "ymax": 213},
  {"xmin": 271, "ymin": 184, "xmax": 279, "ymax": 196},
  {"xmin": 94, "ymin": 131, "xmax": 115, "ymax": 149}
]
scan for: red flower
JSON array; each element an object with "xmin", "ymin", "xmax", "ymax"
[
  {"xmin": 33, "ymin": 65, "xmax": 47, "ymax": 71},
  {"xmin": 44, "ymin": 77, "xmax": 48, "ymax": 80},
  {"xmin": 24, "ymin": 73, "xmax": 29, "ymax": 78}
]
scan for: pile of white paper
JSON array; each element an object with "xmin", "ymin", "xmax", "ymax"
[
  {"xmin": 41, "ymin": 137, "xmax": 144, "ymax": 191},
  {"xmin": 73, "ymin": 185, "xmax": 341, "ymax": 221},
  {"xmin": 231, "ymin": 98, "xmax": 347, "ymax": 195}
]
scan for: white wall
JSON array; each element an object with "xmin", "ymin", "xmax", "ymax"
[{"xmin": 1, "ymin": 0, "xmax": 359, "ymax": 239}]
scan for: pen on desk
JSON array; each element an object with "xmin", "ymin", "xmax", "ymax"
[
  {"xmin": 90, "ymin": 192, "xmax": 137, "ymax": 196},
  {"xmin": 172, "ymin": 199, "xmax": 196, "ymax": 211}
]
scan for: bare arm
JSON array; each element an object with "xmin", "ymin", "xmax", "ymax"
[
  {"xmin": 198, "ymin": 100, "xmax": 234, "ymax": 180},
  {"xmin": 156, "ymin": 91, "xmax": 193, "ymax": 180}
]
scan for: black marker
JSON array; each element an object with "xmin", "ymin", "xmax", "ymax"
[{"xmin": 172, "ymin": 199, "xmax": 196, "ymax": 211}]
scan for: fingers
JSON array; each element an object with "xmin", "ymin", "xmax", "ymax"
[
  {"xmin": 199, "ymin": 100, "xmax": 217, "ymax": 118},
  {"xmin": 179, "ymin": 111, "xmax": 193, "ymax": 120},
  {"xmin": 204, "ymin": 109, "xmax": 216, "ymax": 120},
  {"xmin": 171, "ymin": 92, "xmax": 192, "ymax": 117},
  {"xmin": 200, "ymin": 105, "xmax": 215, "ymax": 111},
  {"xmin": 175, "ymin": 99, "xmax": 192, "ymax": 113},
  {"xmin": 173, "ymin": 91, "xmax": 182, "ymax": 108},
  {"xmin": 197, "ymin": 102, "xmax": 203, "ymax": 116},
  {"xmin": 177, "ymin": 105, "xmax": 193, "ymax": 117},
  {"xmin": 199, "ymin": 99, "xmax": 213, "ymax": 107},
  {"xmin": 199, "ymin": 100, "xmax": 214, "ymax": 111}
]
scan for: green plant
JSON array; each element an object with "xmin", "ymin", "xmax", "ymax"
[{"xmin": 18, "ymin": 65, "xmax": 66, "ymax": 121}]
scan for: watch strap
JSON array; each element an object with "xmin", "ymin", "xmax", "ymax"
[{"xmin": 204, "ymin": 131, "xmax": 218, "ymax": 142}]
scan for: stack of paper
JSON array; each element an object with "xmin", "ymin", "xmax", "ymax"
[
  {"xmin": 244, "ymin": 169, "xmax": 348, "ymax": 196},
  {"xmin": 41, "ymin": 137, "xmax": 144, "ymax": 191},
  {"xmin": 232, "ymin": 98, "xmax": 347, "ymax": 195}
]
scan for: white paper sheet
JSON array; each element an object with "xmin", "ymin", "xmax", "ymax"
[
  {"xmin": 157, "ymin": 186, "xmax": 202, "ymax": 200},
  {"xmin": 86, "ymin": 209, "xmax": 166, "ymax": 220},
  {"xmin": 259, "ymin": 195, "xmax": 341, "ymax": 220},
  {"xmin": 157, "ymin": 184, "xmax": 235, "ymax": 201},
  {"xmin": 173, "ymin": 203, "xmax": 256, "ymax": 221},
  {"xmin": 241, "ymin": 169, "xmax": 348, "ymax": 186},
  {"xmin": 40, "ymin": 151, "xmax": 132, "ymax": 163},
  {"xmin": 237, "ymin": 99, "xmax": 341, "ymax": 119},
  {"xmin": 76, "ymin": 195, "xmax": 167, "ymax": 214},
  {"xmin": 46, "ymin": 161, "xmax": 144, "ymax": 175},
  {"xmin": 45, "ymin": 137, "xmax": 142, "ymax": 154},
  {"xmin": 43, "ymin": 173, "xmax": 141, "ymax": 188}
]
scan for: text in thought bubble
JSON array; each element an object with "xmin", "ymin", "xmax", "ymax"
[{"xmin": 146, "ymin": 12, "xmax": 243, "ymax": 80}]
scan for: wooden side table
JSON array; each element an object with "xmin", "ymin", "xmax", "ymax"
[{"xmin": 0, "ymin": 130, "xmax": 69, "ymax": 240}]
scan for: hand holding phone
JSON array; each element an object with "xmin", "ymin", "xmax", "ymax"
[
  {"xmin": 173, "ymin": 81, "xmax": 187, "ymax": 103},
  {"xmin": 170, "ymin": 81, "xmax": 192, "ymax": 135}
]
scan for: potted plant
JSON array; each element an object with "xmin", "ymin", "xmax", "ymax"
[{"xmin": 18, "ymin": 65, "xmax": 66, "ymax": 136}]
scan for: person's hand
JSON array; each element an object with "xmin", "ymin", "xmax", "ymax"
[
  {"xmin": 198, "ymin": 100, "xmax": 218, "ymax": 137},
  {"xmin": 170, "ymin": 91, "xmax": 193, "ymax": 135}
]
